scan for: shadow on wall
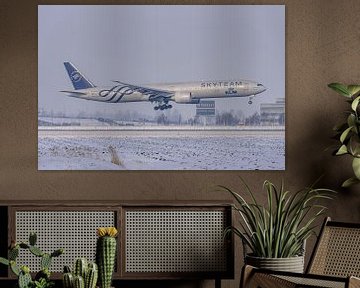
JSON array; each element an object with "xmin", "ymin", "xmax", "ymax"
[{"xmin": 296, "ymin": 110, "xmax": 360, "ymax": 222}]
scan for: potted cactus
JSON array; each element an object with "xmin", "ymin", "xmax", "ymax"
[
  {"xmin": 62, "ymin": 258, "xmax": 98, "ymax": 288},
  {"xmin": 0, "ymin": 232, "xmax": 64, "ymax": 288},
  {"xmin": 96, "ymin": 227, "xmax": 118, "ymax": 288}
]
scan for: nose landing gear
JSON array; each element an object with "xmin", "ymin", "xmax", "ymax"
[{"xmin": 248, "ymin": 95, "xmax": 255, "ymax": 105}]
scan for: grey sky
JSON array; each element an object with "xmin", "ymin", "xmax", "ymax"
[{"xmin": 38, "ymin": 5, "xmax": 284, "ymax": 119}]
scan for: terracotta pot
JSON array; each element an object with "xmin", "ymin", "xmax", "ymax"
[{"xmin": 245, "ymin": 254, "xmax": 304, "ymax": 273}]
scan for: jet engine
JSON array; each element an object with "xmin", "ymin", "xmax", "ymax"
[{"xmin": 173, "ymin": 92, "xmax": 200, "ymax": 104}]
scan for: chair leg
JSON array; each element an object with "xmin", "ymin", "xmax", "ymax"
[
  {"xmin": 215, "ymin": 278, "xmax": 221, "ymax": 288},
  {"xmin": 240, "ymin": 265, "xmax": 255, "ymax": 288}
]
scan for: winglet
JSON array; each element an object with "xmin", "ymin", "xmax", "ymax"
[{"xmin": 64, "ymin": 62, "xmax": 96, "ymax": 90}]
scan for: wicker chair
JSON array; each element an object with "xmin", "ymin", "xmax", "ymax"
[{"xmin": 241, "ymin": 217, "xmax": 360, "ymax": 288}]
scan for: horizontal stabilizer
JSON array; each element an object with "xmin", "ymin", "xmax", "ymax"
[{"xmin": 60, "ymin": 90, "xmax": 87, "ymax": 95}]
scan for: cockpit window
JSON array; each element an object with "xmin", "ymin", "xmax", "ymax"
[{"xmin": 257, "ymin": 83, "xmax": 263, "ymax": 86}]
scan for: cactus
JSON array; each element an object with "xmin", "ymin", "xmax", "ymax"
[
  {"xmin": 35, "ymin": 268, "xmax": 51, "ymax": 282},
  {"xmin": 0, "ymin": 232, "xmax": 63, "ymax": 288},
  {"xmin": 74, "ymin": 258, "xmax": 88, "ymax": 279},
  {"xmin": 63, "ymin": 260, "xmax": 98, "ymax": 288},
  {"xmin": 63, "ymin": 272, "xmax": 74, "ymax": 288},
  {"xmin": 51, "ymin": 248, "xmax": 64, "ymax": 258},
  {"xmin": 29, "ymin": 245, "xmax": 44, "ymax": 257},
  {"xmin": 9, "ymin": 246, "xmax": 19, "ymax": 260},
  {"xmin": 29, "ymin": 232, "xmax": 37, "ymax": 246},
  {"xmin": 74, "ymin": 275, "xmax": 85, "ymax": 288},
  {"xmin": 96, "ymin": 227, "xmax": 118, "ymax": 288},
  {"xmin": 62, "ymin": 265, "xmax": 74, "ymax": 288},
  {"xmin": 19, "ymin": 243, "xmax": 30, "ymax": 249},
  {"xmin": 64, "ymin": 265, "xmax": 72, "ymax": 273},
  {"xmin": 85, "ymin": 263, "xmax": 98, "ymax": 288},
  {"xmin": 19, "ymin": 270, "xmax": 32, "ymax": 288},
  {"xmin": 41, "ymin": 253, "xmax": 52, "ymax": 270}
]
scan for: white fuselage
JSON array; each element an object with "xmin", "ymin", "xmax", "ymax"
[{"xmin": 65, "ymin": 80, "xmax": 266, "ymax": 104}]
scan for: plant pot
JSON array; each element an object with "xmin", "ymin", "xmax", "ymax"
[{"xmin": 245, "ymin": 254, "xmax": 304, "ymax": 273}]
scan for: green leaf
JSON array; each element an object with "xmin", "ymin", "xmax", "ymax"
[
  {"xmin": 347, "ymin": 85, "xmax": 360, "ymax": 97},
  {"xmin": 349, "ymin": 135, "xmax": 360, "ymax": 157},
  {"xmin": 347, "ymin": 114, "xmax": 356, "ymax": 128},
  {"xmin": 336, "ymin": 144, "xmax": 348, "ymax": 155},
  {"xmin": 352, "ymin": 157, "xmax": 360, "ymax": 179},
  {"xmin": 10, "ymin": 261, "xmax": 20, "ymax": 276},
  {"xmin": 328, "ymin": 83, "xmax": 350, "ymax": 97},
  {"xmin": 0, "ymin": 257, "xmax": 9, "ymax": 266},
  {"xmin": 351, "ymin": 96, "xmax": 360, "ymax": 111},
  {"xmin": 342, "ymin": 177, "xmax": 360, "ymax": 188},
  {"xmin": 340, "ymin": 126, "xmax": 353, "ymax": 143}
]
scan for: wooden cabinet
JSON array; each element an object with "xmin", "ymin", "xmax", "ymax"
[{"xmin": 0, "ymin": 201, "xmax": 233, "ymax": 282}]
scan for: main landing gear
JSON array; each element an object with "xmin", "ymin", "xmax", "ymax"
[{"xmin": 154, "ymin": 104, "xmax": 173, "ymax": 110}]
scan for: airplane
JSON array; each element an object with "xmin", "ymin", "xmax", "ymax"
[{"xmin": 61, "ymin": 62, "xmax": 266, "ymax": 110}]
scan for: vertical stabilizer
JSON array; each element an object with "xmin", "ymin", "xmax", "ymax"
[{"xmin": 64, "ymin": 62, "xmax": 96, "ymax": 90}]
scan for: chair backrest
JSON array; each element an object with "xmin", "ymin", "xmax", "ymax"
[{"xmin": 307, "ymin": 217, "xmax": 360, "ymax": 277}]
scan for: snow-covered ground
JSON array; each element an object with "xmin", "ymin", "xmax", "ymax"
[{"xmin": 38, "ymin": 129, "xmax": 285, "ymax": 170}]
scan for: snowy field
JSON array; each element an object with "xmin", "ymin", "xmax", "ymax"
[{"xmin": 38, "ymin": 129, "xmax": 285, "ymax": 170}]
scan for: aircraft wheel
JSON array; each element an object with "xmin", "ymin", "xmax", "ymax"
[
  {"xmin": 154, "ymin": 106, "xmax": 160, "ymax": 110},
  {"xmin": 248, "ymin": 100, "xmax": 253, "ymax": 105},
  {"xmin": 167, "ymin": 105, "xmax": 173, "ymax": 109}
]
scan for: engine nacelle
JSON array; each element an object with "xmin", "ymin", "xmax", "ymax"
[{"xmin": 173, "ymin": 92, "xmax": 200, "ymax": 104}]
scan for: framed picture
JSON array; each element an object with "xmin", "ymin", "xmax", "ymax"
[{"xmin": 38, "ymin": 5, "xmax": 285, "ymax": 170}]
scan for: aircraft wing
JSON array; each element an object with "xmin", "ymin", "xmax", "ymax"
[{"xmin": 112, "ymin": 81, "xmax": 174, "ymax": 102}]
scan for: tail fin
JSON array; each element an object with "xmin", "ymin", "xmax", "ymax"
[{"xmin": 64, "ymin": 62, "xmax": 96, "ymax": 90}]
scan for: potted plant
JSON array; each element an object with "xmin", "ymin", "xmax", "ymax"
[
  {"xmin": 61, "ymin": 227, "xmax": 118, "ymax": 288},
  {"xmin": 62, "ymin": 258, "xmax": 98, "ymax": 288},
  {"xmin": 0, "ymin": 232, "xmax": 63, "ymax": 288},
  {"xmin": 221, "ymin": 179, "xmax": 334, "ymax": 273},
  {"xmin": 96, "ymin": 227, "xmax": 118, "ymax": 288},
  {"xmin": 328, "ymin": 83, "xmax": 360, "ymax": 187}
]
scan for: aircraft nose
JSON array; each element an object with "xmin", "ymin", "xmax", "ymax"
[{"xmin": 256, "ymin": 83, "xmax": 267, "ymax": 93}]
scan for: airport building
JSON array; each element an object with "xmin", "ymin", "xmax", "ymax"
[
  {"xmin": 195, "ymin": 100, "xmax": 216, "ymax": 125},
  {"xmin": 260, "ymin": 98, "xmax": 285, "ymax": 126}
]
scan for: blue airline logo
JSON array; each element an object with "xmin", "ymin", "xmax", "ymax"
[
  {"xmin": 99, "ymin": 85, "xmax": 134, "ymax": 102},
  {"xmin": 98, "ymin": 83, "xmax": 171, "ymax": 102},
  {"xmin": 70, "ymin": 71, "xmax": 82, "ymax": 82}
]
